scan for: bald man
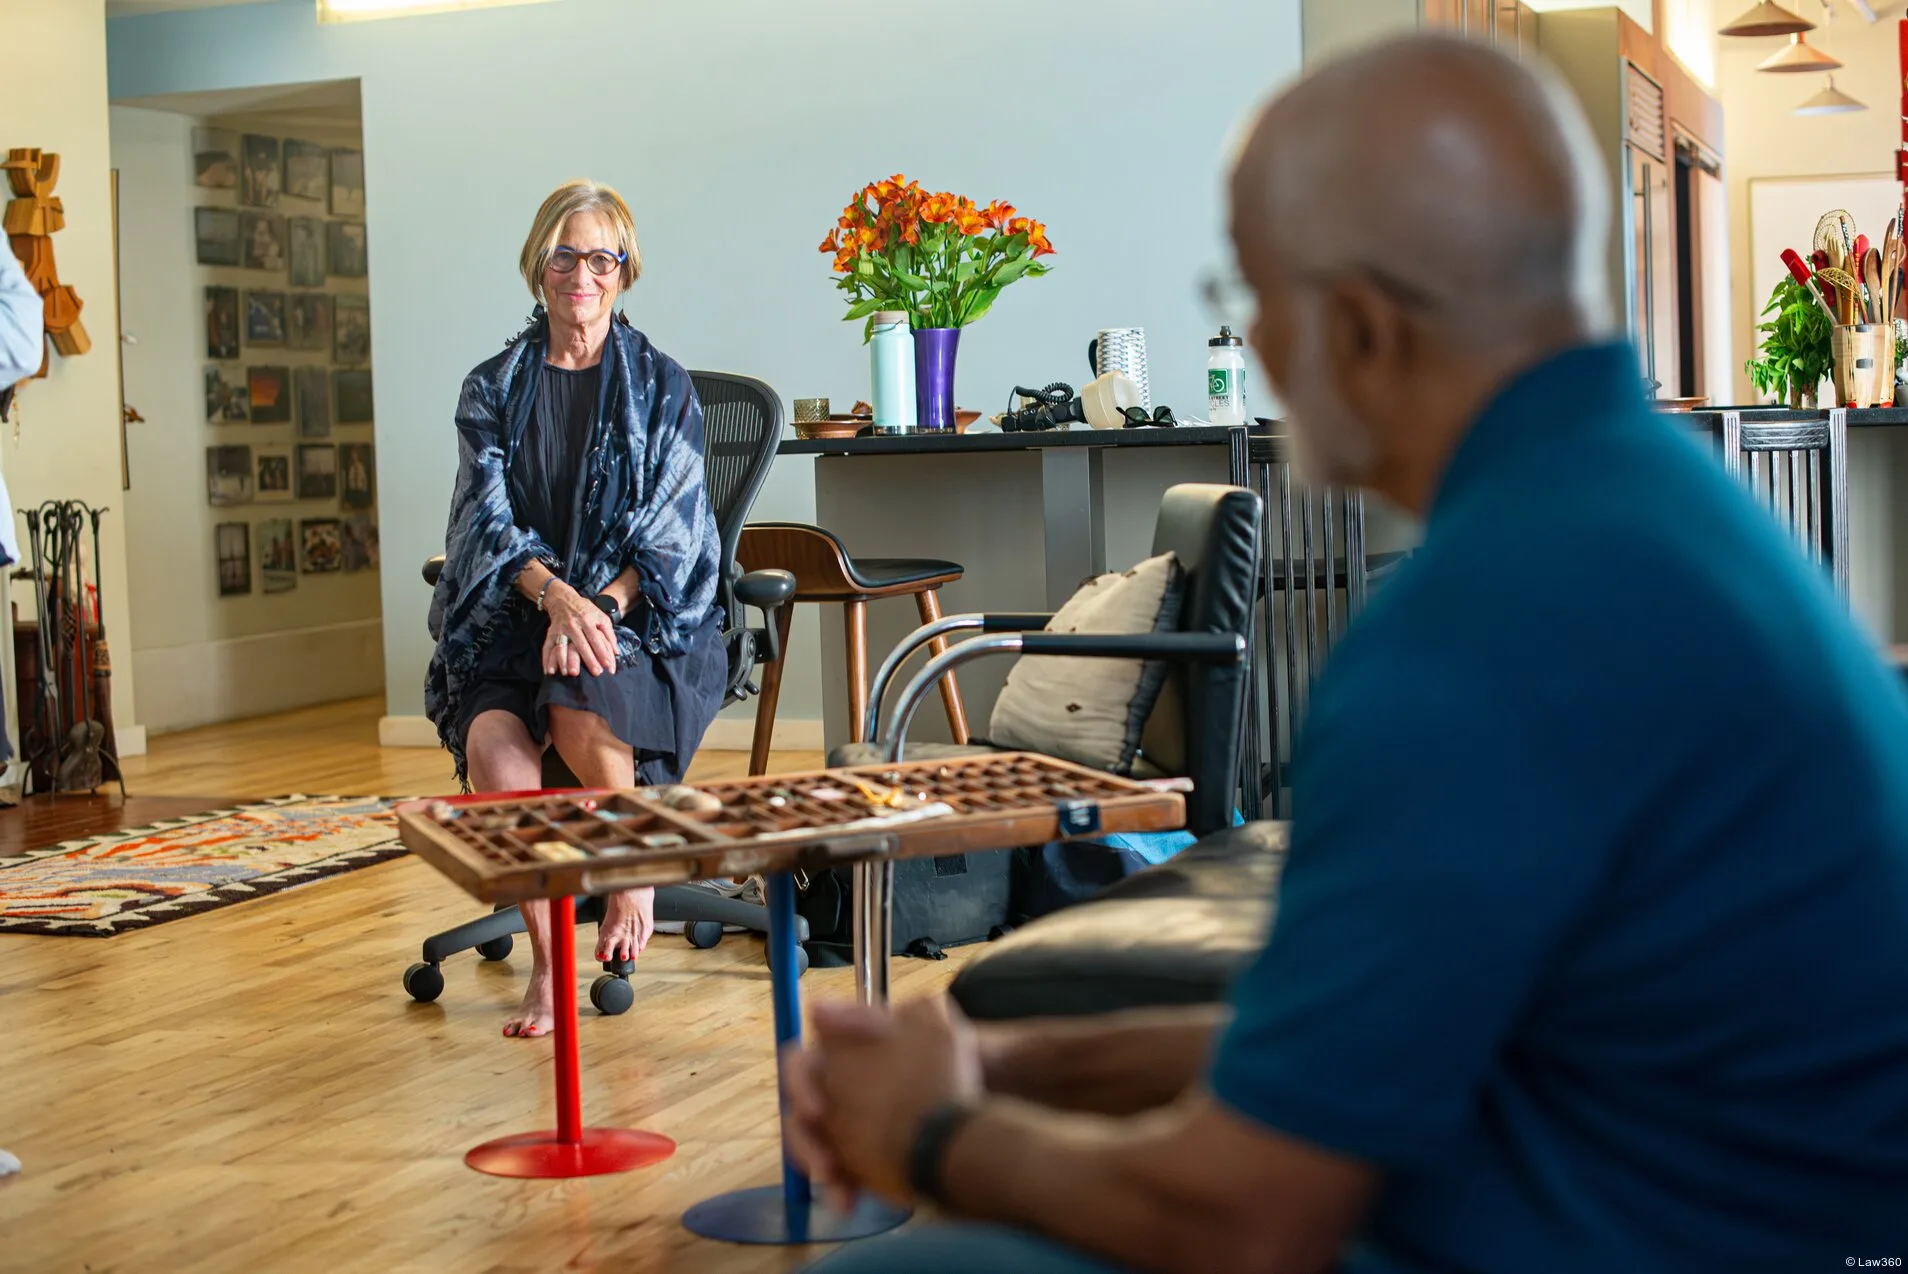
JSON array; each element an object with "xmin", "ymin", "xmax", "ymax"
[{"xmin": 789, "ymin": 36, "xmax": 1908, "ymax": 1274}]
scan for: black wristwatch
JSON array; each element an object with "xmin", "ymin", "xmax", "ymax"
[
  {"xmin": 591, "ymin": 593, "xmax": 622, "ymax": 623},
  {"xmin": 907, "ymin": 1099, "xmax": 978, "ymax": 1205}
]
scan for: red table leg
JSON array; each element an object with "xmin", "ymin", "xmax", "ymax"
[{"xmin": 464, "ymin": 895, "xmax": 676, "ymax": 1178}]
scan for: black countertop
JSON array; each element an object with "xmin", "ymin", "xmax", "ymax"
[
  {"xmin": 778, "ymin": 423, "xmax": 1248, "ymax": 456},
  {"xmin": 1684, "ymin": 405, "xmax": 1908, "ymax": 428}
]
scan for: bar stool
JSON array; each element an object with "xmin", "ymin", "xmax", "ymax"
[{"xmin": 737, "ymin": 523, "xmax": 970, "ymax": 775}]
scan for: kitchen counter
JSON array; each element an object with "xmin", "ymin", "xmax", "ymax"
[{"xmin": 778, "ymin": 423, "xmax": 1251, "ymax": 751}]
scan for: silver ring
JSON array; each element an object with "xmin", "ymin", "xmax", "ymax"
[{"xmin": 556, "ymin": 634, "xmax": 569, "ymax": 649}]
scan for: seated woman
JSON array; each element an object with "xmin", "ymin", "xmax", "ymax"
[{"xmin": 426, "ymin": 179, "xmax": 725, "ymax": 1038}]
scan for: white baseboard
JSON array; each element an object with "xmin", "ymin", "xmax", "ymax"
[
  {"xmin": 137, "ymin": 620, "xmax": 385, "ymax": 736},
  {"xmin": 374, "ymin": 713, "xmax": 826, "ymax": 753},
  {"xmin": 379, "ymin": 715, "xmax": 442, "ymax": 749},
  {"xmin": 701, "ymin": 716, "xmax": 823, "ymax": 753},
  {"xmin": 116, "ymin": 724, "xmax": 148, "ymax": 758}
]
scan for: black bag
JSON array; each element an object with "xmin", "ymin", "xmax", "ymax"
[{"xmin": 796, "ymin": 852, "xmax": 1015, "ymax": 966}]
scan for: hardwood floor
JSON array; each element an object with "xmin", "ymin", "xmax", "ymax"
[{"xmin": 0, "ymin": 698, "xmax": 971, "ymax": 1273}]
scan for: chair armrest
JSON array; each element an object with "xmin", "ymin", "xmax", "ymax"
[
  {"xmin": 861, "ymin": 612, "xmax": 1056, "ymax": 740},
  {"xmin": 1015, "ymin": 631, "xmax": 1246, "ymax": 663},
  {"xmin": 734, "ymin": 568, "xmax": 795, "ymax": 610},
  {"xmin": 422, "ymin": 554, "xmax": 445, "ymax": 586}
]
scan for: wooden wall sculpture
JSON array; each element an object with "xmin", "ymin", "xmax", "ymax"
[{"xmin": 3, "ymin": 148, "xmax": 90, "ymax": 379}]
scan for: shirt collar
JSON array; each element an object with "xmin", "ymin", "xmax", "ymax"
[{"xmin": 1428, "ymin": 341, "xmax": 1644, "ymax": 525}]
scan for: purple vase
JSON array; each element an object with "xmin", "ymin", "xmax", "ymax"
[{"xmin": 913, "ymin": 327, "xmax": 961, "ymax": 432}]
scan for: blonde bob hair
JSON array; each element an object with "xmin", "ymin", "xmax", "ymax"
[{"xmin": 518, "ymin": 179, "xmax": 642, "ymax": 303}]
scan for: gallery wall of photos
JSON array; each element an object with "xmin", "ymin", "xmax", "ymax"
[{"xmin": 194, "ymin": 126, "xmax": 378, "ymax": 598}]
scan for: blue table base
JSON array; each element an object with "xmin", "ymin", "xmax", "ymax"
[
  {"xmin": 681, "ymin": 871, "xmax": 912, "ymax": 1247},
  {"xmin": 682, "ymin": 1185, "xmax": 909, "ymax": 1245}
]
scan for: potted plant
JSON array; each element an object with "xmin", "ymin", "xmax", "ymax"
[
  {"xmin": 1745, "ymin": 276, "xmax": 1832, "ymax": 408},
  {"xmin": 821, "ymin": 175, "xmax": 1054, "ymax": 431}
]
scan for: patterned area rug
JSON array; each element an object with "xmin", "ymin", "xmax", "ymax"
[{"xmin": 0, "ymin": 795, "xmax": 401, "ymax": 937}]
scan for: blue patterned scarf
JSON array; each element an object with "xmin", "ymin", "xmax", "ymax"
[{"xmin": 425, "ymin": 310, "xmax": 720, "ymax": 783}]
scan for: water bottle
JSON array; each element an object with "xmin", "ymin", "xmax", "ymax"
[
  {"xmin": 1207, "ymin": 326, "xmax": 1248, "ymax": 427},
  {"xmin": 870, "ymin": 311, "xmax": 918, "ymax": 434}
]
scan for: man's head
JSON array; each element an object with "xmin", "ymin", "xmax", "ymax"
[{"xmin": 1228, "ymin": 36, "xmax": 1612, "ymax": 510}]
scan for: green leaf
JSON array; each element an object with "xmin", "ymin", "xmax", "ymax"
[
  {"xmin": 843, "ymin": 296, "xmax": 890, "ymax": 320},
  {"xmin": 960, "ymin": 285, "xmax": 1004, "ymax": 326},
  {"xmin": 992, "ymin": 258, "xmax": 1034, "ymax": 286}
]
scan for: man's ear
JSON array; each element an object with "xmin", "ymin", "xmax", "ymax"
[{"xmin": 1323, "ymin": 275, "xmax": 1406, "ymax": 422}]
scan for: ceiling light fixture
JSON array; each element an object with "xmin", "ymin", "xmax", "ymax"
[
  {"xmin": 1756, "ymin": 32, "xmax": 1844, "ymax": 70},
  {"xmin": 317, "ymin": 0, "xmax": 557, "ymax": 22},
  {"xmin": 1794, "ymin": 76, "xmax": 1868, "ymax": 113},
  {"xmin": 1719, "ymin": 0, "xmax": 1815, "ymax": 36}
]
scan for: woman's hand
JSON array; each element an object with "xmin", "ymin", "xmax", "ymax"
[{"xmin": 541, "ymin": 582, "xmax": 618, "ymax": 678}]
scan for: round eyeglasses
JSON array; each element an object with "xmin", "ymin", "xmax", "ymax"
[{"xmin": 549, "ymin": 246, "xmax": 627, "ymax": 277}]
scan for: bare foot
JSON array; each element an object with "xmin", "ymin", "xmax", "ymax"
[
  {"xmin": 502, "ymin": 965, "xmax": 555, "ymax": 1039},
  {"xmin": 595, "ymin": 887, "xmax": 655, "ymax": 963}
]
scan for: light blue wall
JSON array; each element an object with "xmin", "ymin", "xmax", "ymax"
[{"xmin": 108, "ymin": 0, "xmax": 1302, "ymax": 724}]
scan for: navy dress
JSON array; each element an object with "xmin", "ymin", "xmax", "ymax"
[{"xmin": 457, "ymin": 362, "xmax": 726, "ymax": 784}]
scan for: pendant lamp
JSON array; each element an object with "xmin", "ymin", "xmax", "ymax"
[
  {"xmin": 1757, "ymin": 33, "xmax": 1844, "ymax": 71},
  {"xmin": 1794, "ymin": 76, "xmax": 1868, "ymax": 114},
  {"xmin": 1719, "ymin": 0, "xmax": 1814, "ymax": 37}
]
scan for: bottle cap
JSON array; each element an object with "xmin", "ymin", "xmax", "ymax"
[
  {"xmin": 1209, "ymin": 326, "xmax": 1243, "ymax": 348},
  {"xmin": 872, "ymin": 310, "xmax": 909, "ymax": 328}
]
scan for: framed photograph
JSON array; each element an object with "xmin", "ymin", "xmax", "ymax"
[
  {"xmin": 240, "ymin": 211, "xmax": 285, "ymax": 273},
  {"xmin": 205, "ymin": 286, "xmax": 241, "ymax": 359},
  {"xmin": 207, "ymin": 445, "xmax": 253, "ymax": 506},
  {"xmin": 326, "ymin": 221, "xmax": 367, "ymax": 278},
  {"xmin": 283, "ymin": 140, "xmax": 328, "ymax": 202},
  {"xmin": 342, "ymin": 514, "xmax": 380, "ymax": 573},
  {"xmin": 301, "ymin": 518, "xmax": 343, "ymax": 573},
  {"xmin": 193, "ymin": 127, "xmax": 238, "ymax": 189},
  {"xmin": 256, "ymin": 446, "xmax": 294, "ymax": 503},
  {"xmin": 248, "ymin": 365, "xmax": 292, "ymax": 424},
  {"xmin": 287, "ymin": 292, "xmax": 331, "ymax": 350},
  {"xmin": 215, "ymin": 522, "xmax": 252, "ymax": 597},
  {"xmin": 205, "ymin": 364, "xmax": 249, "ymax": 422},
  {"xmin": 240, "ymin": 133, "xmax": 280, "ymax": 208},
  {"xmin": 297, "ymin": 444, "xmax": 338, "ymax": 500},
  {"xmin": 296, "ymin": 365, "xmax": 332, "ymax": 439},
  {"xmin": 287, "ymin": 217, "xmax": 325, "ymax": 286},
  {"xmin": 195, "ymin": 207, "xmax": 241, "ymax": 267},
  {"xmin": 333, "ymin": 368, "xmax": 373, "ymax": 424},
  {"xmin": 338, "ymin": 442, "xmax": 375, "ymax": 510},
  {"xmin": 330, "ymin": 148, "xmax": 365, "ymax": 217},
  {"xmin": 333, "ymin": 293, "xmax": 370, "ymax": 363},
  {"xmin": 259, "ymin": 517, "xmax": 297, "ymax": 593},
  {"xmin": 244, "ymin": 290, "xmax": 286, "ymax": 346}
]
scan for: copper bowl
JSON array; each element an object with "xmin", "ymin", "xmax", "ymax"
[{"xmin": 792, "ymin": 415, "xmax": 866, "ymax": 440}]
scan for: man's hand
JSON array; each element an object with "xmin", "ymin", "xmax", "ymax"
[{"xmin": 782, "ymin": 996, "xmax": 984, "ymax": 1206}]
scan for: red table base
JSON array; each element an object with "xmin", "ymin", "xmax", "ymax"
[
  {"xmin": 466, "ymin": 1127, "xmax": 677, "ymax": 1179},
  {"xmin": 461, "ymin": 895, "xmax": 675, "ymax": 1179}
]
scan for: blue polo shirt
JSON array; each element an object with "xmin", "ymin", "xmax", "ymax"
[{"xmin": 1209, "ymin": 344, "xmax": 1908, "ymax": 1272}]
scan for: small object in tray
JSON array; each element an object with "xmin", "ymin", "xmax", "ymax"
[
  {"xmin": 532, "ymin": 840, "xmax": 590, "ymax": 863},
  {"xmin": 639, "ymin": 832, "xmax": 688, "ymax": 850},
  {"xmin": 427, "ymin": 800, "xmax": 459, "ymax": 821},
  {"xmin": 810, "ymin": 786, "xmax": 849, "ymax": 801},
  {"xmin": 643, "ymin": 785, "xmax": 725, "ymax": 814}
]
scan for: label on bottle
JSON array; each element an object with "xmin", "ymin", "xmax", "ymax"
[{"xmin": 1208, "ymin": 368, "xmax": 1232, "ymax": 399}]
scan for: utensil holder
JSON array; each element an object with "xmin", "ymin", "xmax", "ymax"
[{"xmin": 1832, "ymin": 324, "xmax": 1893, "ymax": 408}]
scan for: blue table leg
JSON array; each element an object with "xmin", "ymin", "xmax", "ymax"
[{"xmin": 681, "ymin": 871, "xmax": 911, "ymax": 1245}]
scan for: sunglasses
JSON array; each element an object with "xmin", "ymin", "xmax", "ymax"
[
  {"xmin": 549, "ymin": 246, "xmax": 628, "ymax": 277},
  {"xmin": 1122, "ymin": 405, "xmax": 1178, "ymax": 428}
]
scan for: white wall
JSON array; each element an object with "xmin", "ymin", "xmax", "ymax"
[
  {"xmin": 3, "ymin": 0, "xmax": 143, "ymax": 756},
  {"xmin": 111, "ymin": 103, "xmax": 383, "ymax": 735},
  {"xmin": 105, "ymin": 0, "xmax": 1304, "ymax": 743},
  {"xmin": 1720, "ymin": 12, "xmax": 1908, "ymax": 642}
]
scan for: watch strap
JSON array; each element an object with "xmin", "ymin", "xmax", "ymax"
[{"xmin": 906, "ymin": 1099, "xmax": 977, "ymax": 1206}]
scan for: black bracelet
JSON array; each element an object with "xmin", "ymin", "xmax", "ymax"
[{"xmin": 907, "ymin": 1099, "xmax": 977, "ymax": 1206}]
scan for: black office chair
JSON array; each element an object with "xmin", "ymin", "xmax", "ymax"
[{"xmin": 402, "ymin": 370, "xmax": 803, "ymax": 1015}]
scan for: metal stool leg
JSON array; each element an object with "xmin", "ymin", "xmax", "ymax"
[{"xmin": 682, "ymin": 873, "xmax": 909, "ymax": 1243}]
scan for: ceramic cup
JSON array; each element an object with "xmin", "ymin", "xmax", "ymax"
[{"xmin": 1832, "ymin": 325, "xmax": 1893, "ymax": 409}]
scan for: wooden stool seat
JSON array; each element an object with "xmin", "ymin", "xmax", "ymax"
[{"xmin": 738, "ymin": 523, "xmax": 970, "ymax": 773}]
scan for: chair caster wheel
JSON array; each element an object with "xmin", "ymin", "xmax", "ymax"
[
  {"xmin": 590, "ymin": 973, "xmax": 635, "ymax": 1015},
  {"xmin": 476, "ymin": 934, "xmax": 514, "ymax": 961},
  {"xmin": 765, "ymin": 942, "xmax": 810, "ymax": 978},
  {"xmin": 685, "ymin": 920, "xmax": 724, "ymax": 949},
  {"xmin": 403, "ymin": 961, "xmax": 444, "ymax": 1003}
]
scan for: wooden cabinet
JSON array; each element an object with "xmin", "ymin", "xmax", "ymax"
[
  {"xmin": 1421, "ymin": 0, "xmax": 1536, "ymax": 54},
  {"xmin": 1302, "ymin": 0, "xmax": 1534, "ymax": 64}
]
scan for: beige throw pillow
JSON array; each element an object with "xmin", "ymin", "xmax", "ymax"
[{"xmin": 987, "ymin": 552, "xmax": 1184, "ymax": 774}]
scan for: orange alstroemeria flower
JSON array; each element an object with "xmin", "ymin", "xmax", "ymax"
[
  {"xmin": 983, "ymin": 200, "xmax": 1016, "ymax": 230},
  {"xmin": 832, "ymin": 245, "xmax": 858, "ymax": 274},
  {"xmin": 819, "ymin": 231, "xmax": 841, "ymax": 254},
  {"xmin": 919, "ymin": 194, "xmax": 956, "ymax": 225},
  {"xmin": 900, "ymin": 220, "xmax": 921, "ymax": 246}
]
